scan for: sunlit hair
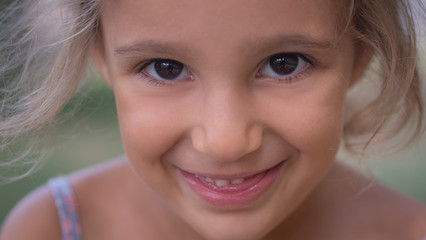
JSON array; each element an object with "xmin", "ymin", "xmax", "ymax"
[
  {"xmin": 0, "ymin": 0, "xmax": 424, "ymax": 182},
  {"xmin": 342, "ymin": 0, "xmax": 424, "ymax": 153},
  {"xmin": 0, "ymin": 0, "xmax": 100, "ymax": 182}
]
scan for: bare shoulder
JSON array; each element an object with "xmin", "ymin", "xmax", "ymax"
[
  {"xmin": 0, "ymin": 184, "xmax": 61, "ymax": 240},
  {"xmin": 66, "ymin": 157, "xmax": 150, "ymax": 239},
  {"xmin": 0, "ymin": 157, "xmax": 133, "ymax": 240},
  {"xmin": 365, "ymin": 181, "xmax": 426, "ymax": 240},
  {"xmin": 327, "ymin": 163, "xmax": 426, "ymax": 240},
  {"xmin": 68, "ymin": 156, "xmax": 139, "ymax": 210}
]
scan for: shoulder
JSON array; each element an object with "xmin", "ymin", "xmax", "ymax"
[
  {"xmin": 65, "ymin": 157, "xmax": 148, "ymax": 238},
  {"xmin": 365, "ymin": 184, "xmax": 426, "ymax": 240},
  {"xmin": 0, "ymin": 157, "xmax": 132, "ymax": 240},
  {"xmin": 328, "ymin": 163, "xmax": 426, "ymax": 240},
  {"xmin": 0, "ymin": 184, "xmax": 61, "ymax": 240},
  {"xmin": 68, "ymin": 156, "xmax": 138, "ymax": 211}
]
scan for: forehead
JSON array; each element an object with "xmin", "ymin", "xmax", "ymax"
[{"xmin": 100, "ymin": 0, "xmax": 341, "ymax": 52}]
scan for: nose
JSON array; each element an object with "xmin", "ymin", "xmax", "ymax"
[{"xmin": 191, "ymin": 87, "xmax": 263, "ymax": 161}]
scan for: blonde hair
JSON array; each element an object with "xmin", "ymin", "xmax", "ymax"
[
  {"xmin": 0, "ymin": 0, "xmax": 424, "ymax": 181},
  {"xmin": 0, "ymin": 0, "xmax": 100, "ymax": 182},
  {"xmin": 343, "ymin": 0, "xmax": 424, "ymax": 153}
]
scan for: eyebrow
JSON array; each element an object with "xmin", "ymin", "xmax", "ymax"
[
  {"xmin": 114, "ymin": 40, "xmax": 194, "ymax": 57},
  {"xmin": 114, "ymin": 34, "xmax": 338, "ymax": 57},
  {"xmin": 247, "ymin": 34, "xmax": 338, "ymax": 53}
]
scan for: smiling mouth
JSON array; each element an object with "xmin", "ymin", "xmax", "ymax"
[{"xmin": 179, "ymin": 161, "xmax": 286, "ymax": 208}]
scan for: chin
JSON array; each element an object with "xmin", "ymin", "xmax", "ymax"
[
  {"xmin": 196, "ymin": 226, "xmax": 267, "ymax": 240},
  {"xmin": 184, "ymin": 209, "xmax": 281, "ymax": 240}
]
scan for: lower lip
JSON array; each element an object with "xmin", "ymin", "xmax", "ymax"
[{"xmin": 180, "ymin": 161, "xmax": 285, "ymax": 208}]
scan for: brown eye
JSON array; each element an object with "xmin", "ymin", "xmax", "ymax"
[
  {"xmin": 154, "ymin": 59, "xmax": 184, "ymax": 80},
  {"xmin": 269, "ymin": 53, "xmax": 300, "ymax": 75},
  {"xmin": 141, "ymin": 59, "xmax": 189, "ymax": 82},
  {"xmin": 258, "ymin": 53, "xmax": 310, "ymax": 82}
]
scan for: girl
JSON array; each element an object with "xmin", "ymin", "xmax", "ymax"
[{"xmin": 1, "ymin": 0, "xmax": 426, "ymax": 239}]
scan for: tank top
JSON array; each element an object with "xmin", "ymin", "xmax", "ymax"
[{"xmin": 49, "ymin": 177, "xmax": 83, "ymax": 240}]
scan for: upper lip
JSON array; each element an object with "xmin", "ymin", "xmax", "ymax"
[{"xmin": 177, "ymin": 160, "xmax": 285, "ymax": 179}]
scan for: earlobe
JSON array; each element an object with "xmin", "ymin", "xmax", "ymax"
[{"xmin": 92, "ymin": 37, "xmax": 113, "ymax": 87}]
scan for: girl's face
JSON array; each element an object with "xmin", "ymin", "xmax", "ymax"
[{"xmin": 96, "ymin": 0, "xmax": 359, "ymax": 239}]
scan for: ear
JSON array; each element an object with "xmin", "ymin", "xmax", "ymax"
[
  {"xmin": 92, "ymin": 36, "xmax": 113, "ymax": 87},
  {"xmin": 349, "ymin": 41, "xmax": 374, "ymax": 87}
]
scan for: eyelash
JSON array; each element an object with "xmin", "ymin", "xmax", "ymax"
[
  {"xmin": 136, "ymin": 59, "xmax": 193, "ymax": 86},
  {"xmin": 135, "ymin": 53, "xmax": 314, "ymax": 86},
  {"xmin": 256, "ymin": 53, "xmax": 313, "ymax": 84}
]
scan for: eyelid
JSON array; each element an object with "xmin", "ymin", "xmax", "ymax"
[
  {"xmin": 135, "ymin": 58, "xmax": 193, "ymax": 86},
  {"xmin": 256, "ymin": 53, "xmax": 314, "ymax": 84},
  {"xmin": 134, "ymin": 53, "xmax": 316, "ymax": 87}
]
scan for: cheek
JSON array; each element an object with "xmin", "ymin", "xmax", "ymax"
[
  {"xmin": 260, "ymin": 74, "xmax": 347, "ymax": 159},
  {"xmin": 292, "ymin": 96, "xmax": 344, "ymax": 154},
  {"xmin": 114, "ymin": 87, "xmax": 188, "ymax": 165},
  {"xmin": 256, "ymin": 74, "xmax": 348, "ymax": 219}
]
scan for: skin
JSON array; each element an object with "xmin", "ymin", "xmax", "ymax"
[
  {"xmin": 1, "ymin": 0, "xmax": 426, "ymax": 240},
  {"xmin": 94, "ymin": 0, "xmax": 360, "ymax": 239}
]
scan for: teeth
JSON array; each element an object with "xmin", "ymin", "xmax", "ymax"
[
  {"xmin": 231, "ymin": 178, "xmax": 245, "ymax": 184},
  {"xmin": 214, "ymin": 179, "xmax": 230, "ymax": 187},
  {"xmin": 205, "ymin": 177, "xmax": 214, "ymax": 183},
  {"xmin": 196, "ymin": 174, "xmax": 246, "ymax": 186}
]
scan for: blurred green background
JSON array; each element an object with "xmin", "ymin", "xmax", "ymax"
[{"xmin": 0, "ymin": 76, "xmax": 124, "ymax": 224}]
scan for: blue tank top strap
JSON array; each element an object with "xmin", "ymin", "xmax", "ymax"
[{"xmin": 48, "ymin": 176, "xmax": 83, "ymax": 240}]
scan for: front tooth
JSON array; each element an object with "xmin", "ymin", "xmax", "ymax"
[
  {"xmin": 215, "ymin": 179, "xmax": 230, "ymax": 187},
  {"xmin": 231, "ymin": 178, "xmax": 244, "ymax": 184},
  {"xmin": 205, "ymin": 177, "xmax": 214, "ymax": 183}
]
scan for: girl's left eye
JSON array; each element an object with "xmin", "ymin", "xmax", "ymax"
[
  {"xmin": 258, "ymin": 53, "xmax": 311, "ymax": 82},
  {"xmin": 138, "ymin": 59, "xmax": 191, "ymax": 83}
]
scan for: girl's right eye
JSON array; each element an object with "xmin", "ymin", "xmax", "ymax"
[{"xmin": 137, "ymin": 59, "xmax": 191, "ymax": 83}]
